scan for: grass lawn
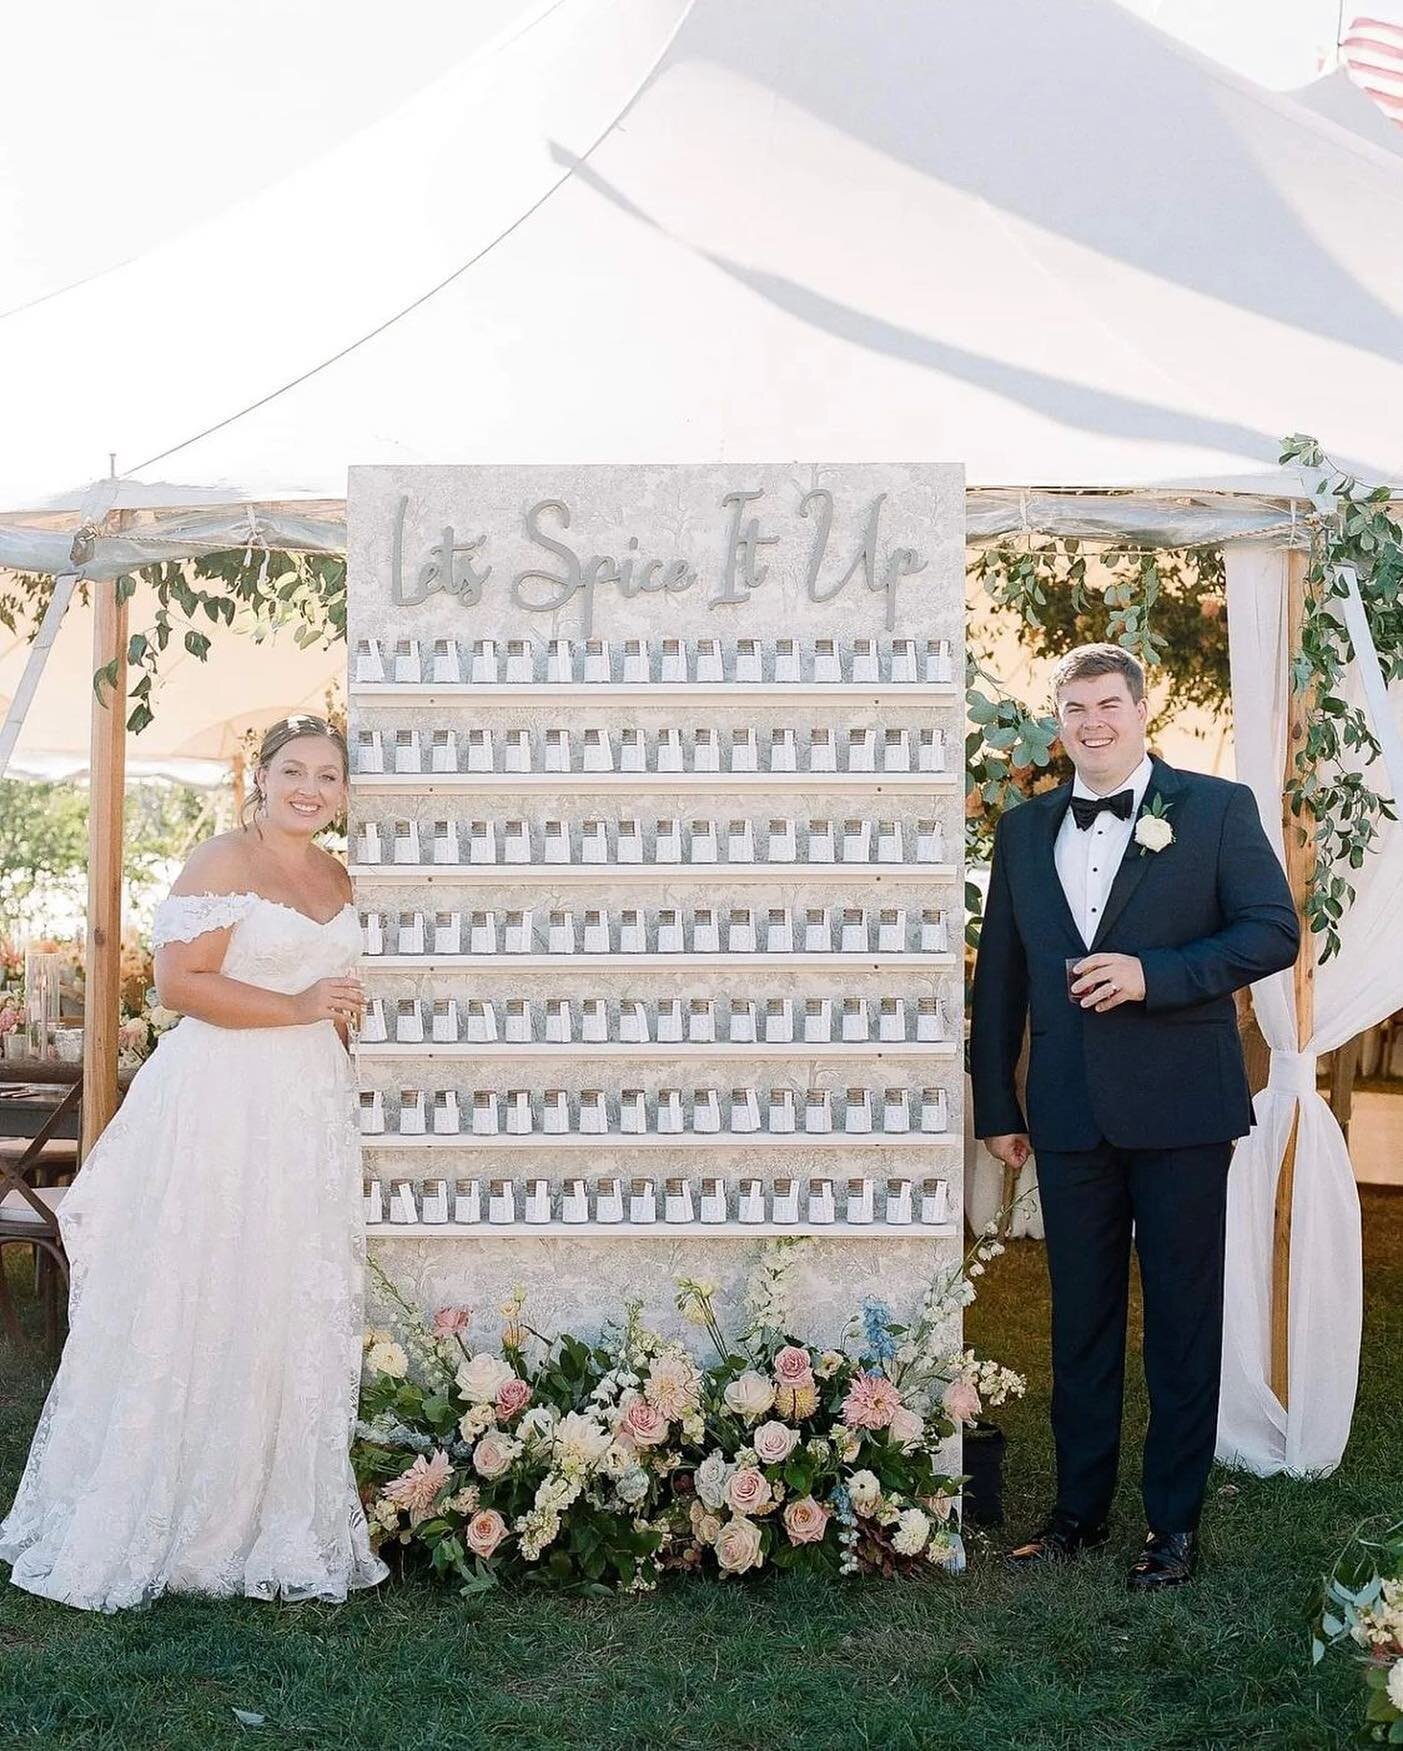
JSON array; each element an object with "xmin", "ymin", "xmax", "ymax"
[{"xmin": 1, "ymin": 1191, "xmax": 1398, "ymax": 1751}]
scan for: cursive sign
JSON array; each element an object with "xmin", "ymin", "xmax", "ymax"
[{"xmin": 388, "ymin": 484, "xmax": 929, "ymax": 632}]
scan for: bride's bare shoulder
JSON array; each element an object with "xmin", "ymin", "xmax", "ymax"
[{"xmin": 169, "ymin": 832, "xmax": 256, "ymax": 898}]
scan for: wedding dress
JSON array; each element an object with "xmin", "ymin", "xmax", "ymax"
[{"xmin": 0, "ymin": 892, "xmax": 389, "ymax": 1612}]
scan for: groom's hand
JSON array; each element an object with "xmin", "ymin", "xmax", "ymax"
[
  {"xmin": 984, "ymin": 1132, "xmax": 1031, "ymax": 1171},
  {"xmin": 1072, "ymin": 953, "xmax": 1146, "ymax": 1012}
]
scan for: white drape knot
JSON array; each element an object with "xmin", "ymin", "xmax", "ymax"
[{"xmin": 1266, "ymin": 1050, "xmax": 1319, "ymax": 1099}]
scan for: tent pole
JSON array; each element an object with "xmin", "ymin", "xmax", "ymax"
[
  {"xmin": 1270, "ymin": 547, "xmax": 1317, "ymax": 1407},
  {"xmin": 80, "ymin": 555, "xmax": 129, "ymax": 1160}
]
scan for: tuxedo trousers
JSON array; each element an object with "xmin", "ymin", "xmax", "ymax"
[{"xmin": 1035, "ymin": 1139, "xmax": 1232, "ymax": 1533}]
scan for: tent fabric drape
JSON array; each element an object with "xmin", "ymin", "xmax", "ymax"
[{"xmin": 1219, "ymin": 543, "xmax": 1403, "ymax": 1475}]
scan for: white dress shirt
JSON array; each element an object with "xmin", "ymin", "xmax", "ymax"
[{"xmin": 1054, "ymin": 754, "xmax": 1154, "ymax": 948}]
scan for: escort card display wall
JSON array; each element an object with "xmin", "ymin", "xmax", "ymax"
[{"xmin": 347, "ymin": 464, "xmax": 965, "ymax": 1345}]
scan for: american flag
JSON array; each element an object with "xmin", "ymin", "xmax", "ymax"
[{"xmin": 1341, "ymin": 10, "xmax": 1403, "ymax": 127}]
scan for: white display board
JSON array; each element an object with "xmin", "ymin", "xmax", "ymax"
[{"xmin": 347, "ymin": 464, "xmax": 965, "ymax": 1343}]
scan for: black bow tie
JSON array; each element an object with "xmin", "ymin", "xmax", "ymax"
[{"xmin": 1071, "ymin": 789, "xmax": 1134, "ymax": 830}]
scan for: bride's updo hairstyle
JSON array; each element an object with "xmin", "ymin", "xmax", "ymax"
[{"xmin": 240, "ymin": 713, "xmax": 350, "ymax": 829}]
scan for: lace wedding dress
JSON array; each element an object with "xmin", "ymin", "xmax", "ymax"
[{"xmin": 0, "ymin": 892, "xmax": 389, "ymax": 1612}]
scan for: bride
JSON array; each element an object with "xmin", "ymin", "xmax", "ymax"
[{"xmin": 0, "ymin": 714, "xmax": 389, "ymax": 1611}]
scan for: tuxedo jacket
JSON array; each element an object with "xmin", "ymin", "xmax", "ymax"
[{"xmin": 970, "ymin": 757, "xmax": 1300, "ymax": 1152}]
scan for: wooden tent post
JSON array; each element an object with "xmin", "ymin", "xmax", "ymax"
[
  {"xmin": 1271, "ymin": 547, "xmax": 1317, "ymax": 1406},
  {"xmin": 80, "ymin": 569, "xmax": 129, "ymax": 1160}
]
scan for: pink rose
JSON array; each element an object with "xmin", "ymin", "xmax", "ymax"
[
  {"xmin": 783, "ymin": 1496, "xmax": 830, "ymax": 1545},
  {"xmin": 432, "ymin": 1306, "xmax": 471, "ymax": 1336},
  {"xmin": 752, "ymin": 1420, "xmax": 800, "ymax": 1465},
  {"xmin": 942, "ymin": 1376, "xmax": 982, "ymax": 1426},
  {"xmin": 472, "ymin": 1431, "xmax": 518, "ymax": 1480},
  {"xmin": 464, "ymin": 1508, "xmax": 508, "ymax": 1559},
  {"xmin": 725, "ymin": 1466, "xmax": 773, "ymax": 1515},
  {"xmin": 773, "ymin": 1345, "xmax": 815, "ymax": 1388},
  {"xmin": 619, "ymin": 1397, "xmax": 670, "ymax": 1448},
  {"xmin": 495, "ymin": 1377, "xmax": 532, "ymax": 1421}
]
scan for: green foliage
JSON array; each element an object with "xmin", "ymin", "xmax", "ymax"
[
  {"xmin": 970, "ymin": 538, "xmax": 1228, "ymax": 722},
  {"xmin": 1, "ymin": 1190, "xmax": 1399, "ymax": 1746},
  {"xmin": 1277, "ymin": 436, "xmax": 1403, "ymax": 962},
  {"xmin": 0, "ymin": 777, "xmax": 211, "ymax": 932},
  {"xmin": 3, "ymin": 549, "xmax": 346, "ymax": 737}
]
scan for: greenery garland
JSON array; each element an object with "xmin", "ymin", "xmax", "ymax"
[
  {"xmin": 1279, "ymin": 436, "xmax": 1403, "ymax": 962},
  {"xmin": 0, "ymin": 550, "xmax": 346, "ymax": 735}
]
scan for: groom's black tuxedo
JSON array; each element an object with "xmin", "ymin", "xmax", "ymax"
[
  {"xmin": 970, "ymin": 757, "xmax": 1299, "ymax": 1535},
  {"xmin": 972, "ymin": 757, "xmax": 1300, "ymax": 1151}
]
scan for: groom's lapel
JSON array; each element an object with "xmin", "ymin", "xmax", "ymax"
[
  {"xmin": 1088, "ymin": 756, "xmax": 1182, "ymax": 952},
  {"xmin": 1030, "ymin": 783, "xmax": 1084, "ymax": 948}
]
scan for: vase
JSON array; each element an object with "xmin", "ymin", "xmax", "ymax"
[{"xmin": 962, "ymin": 1419, "xmax": 1007, "ymax": 1527}]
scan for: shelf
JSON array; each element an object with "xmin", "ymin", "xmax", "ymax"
[
  {"xmin": 361, "ymin": 952, "xmax": 958, "ymax": 970},
  {"xmin": 349, "ymin": 862, "xmax": 955, "ymax": 885},
  {"xmin": 351, "ymin": 772, "xmax": 957, "ymax": 794},
  {"xmin": 357, "ymin": 1040, "xmax": 957, "ymax": 1061},
  {"xmin": 361, "ymin": 1131, "xmax": 959, "ymax": 1151},
  {"xmin": 351, "ymin": 682, "xmax": 958, "ymax": 703},
  {"xmin": 366, "ymin": 1219, "xmax": 960, "ymax": 1240}
]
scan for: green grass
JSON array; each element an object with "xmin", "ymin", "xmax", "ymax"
[{"xmin": 1, "ymin": 1193, "xmax": 1399, "ymax": 1751}]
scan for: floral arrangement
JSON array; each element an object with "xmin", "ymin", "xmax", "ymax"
[
  {"xmin": 352, "ymin": 1227, "xmax": 1024, "ymax": 1595},
  {"xmin": 1314, "ymin": 1516, "xmax": 1403, "ymax": 1743}
]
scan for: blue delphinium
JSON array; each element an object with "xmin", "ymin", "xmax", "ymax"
[{"xmin": 860, "ymin": 1296, "xmax": 897, "ymax": 1365}]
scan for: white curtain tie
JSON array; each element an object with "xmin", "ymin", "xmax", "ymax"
[{"xmin": 1266, "ymin": 1050, "xmax": 1319, "ymax": 1099}]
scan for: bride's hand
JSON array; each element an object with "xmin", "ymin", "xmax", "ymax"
[{"xmin": 292, "ymin": 977, "xmax": 365, "ymax": 1026}]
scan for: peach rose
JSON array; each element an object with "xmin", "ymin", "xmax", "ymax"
[
  {"xmin": 783, "ymin": 1496, "xmax": 830, "ymax": 1545},
  {"xmin": 619, "ymin": 1397, "xmax": 670, "ymax": 1448},
  {"xmin": 472, "ymin": 1430, "xmax": 519, "ymax": 1480},
  {"xmin": 432, "ymin": 1306, "xmax": 471, "ymax": 1336},
  {"xmin": 725, "ymin": 1466, "xmax": 773, "ymax": 1516},
  {"xmin": 752, "ymin": 1420, "xmax": 800, "ymax": 1465},
  {"xmin": 689, "ymin": 1501, "xmax": 723, "ymax": 1546},
  {"xmin": 773, "ymin": 1345, "xmax": 815, "ymax": 1387},
  {"xmin": 495, "ymin": 1377, "xmax": 532, "ymax": 1421},
  {"xmin": 464, "ymin": 1508, "xmax": 508, "ymax": 1559},
  {"xmin": 713, "ymin": 1516, "xmax": 764, "ymax": 1575}
]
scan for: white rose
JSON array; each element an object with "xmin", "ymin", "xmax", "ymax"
[
  {"xmin": 847, "ymin": 1468, "xmax": 881, "ymax": 1515},
  {"xmin": 752, "ymin": 1420, "xmax": 800, "ymax": 1465},
  {"xmin": 891, "ymin": 1507, "xmax": 931, "ymax": 1556},
  {"xmin": 1389, "ymin": 1659, "xmax": 1403, "ymax": 1715},
  {"xmin": 723, "ymin": 1370, "xmax": 776, "ymax": 1419},
  {"xmin": 1134, "ymin": 813, "xmax": 1174, "ymax": 852},
  {"xmin": 147, "ymin": 1004, "xmax": 181, "ymax": 1033},
  {"xmin": 695, "ymin": 1451, "xmax": 734, "ymax": 1512},
  {"xmin": 365, "ymin": 1340, "xmax": 408, "ymax": 1379},
  {"xmin": 888, "ymin": 1407, "xmax": 925, "ymax": 1451},
  {"xmin": 455, "ymin": 1352, "xmax": 516, "ymax": 1405}
]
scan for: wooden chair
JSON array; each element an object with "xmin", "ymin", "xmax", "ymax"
[{"xmin": 0, "ymin": 1081, "xmax": 81, "ymax": 1352}]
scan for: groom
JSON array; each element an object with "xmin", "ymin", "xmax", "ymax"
[{"xmin": 971, "ymin": 643, "xmax": 1299, "ymax": 1591}]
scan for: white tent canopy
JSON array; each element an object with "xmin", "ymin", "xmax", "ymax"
[
  {"xmin": 0, "ymin": 578, "xmax": 343, "ymax": 770},
  {"xmin": 3, "ymin": 0, "xmax": 1403, "ymax": 561}
]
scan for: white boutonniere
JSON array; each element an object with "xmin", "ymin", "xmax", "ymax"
[{"xmin": 1133, "ymin": 795, "xmax": 1174, "ymax": 855}]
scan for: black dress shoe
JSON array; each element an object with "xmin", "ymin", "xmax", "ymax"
[
  {"xmin": 1005, "ymin": 1510, "xmax": 1110, "ymax": 1569},
  {"xmin": 1127, "ymin": 1529, "xmax": 1198, "ymax": 1591}
]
